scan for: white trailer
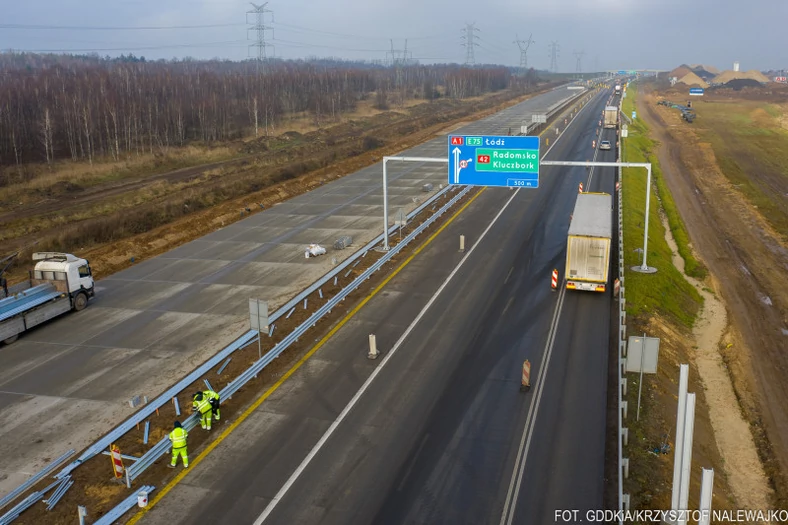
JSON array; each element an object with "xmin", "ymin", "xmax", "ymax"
[
  {"xmin": 565, "ymin": 193, "xmax": 612, "ymax": 292},
  {"xmin": 0, "ymin": 253, "xmax": 95, "ymax": 344}
]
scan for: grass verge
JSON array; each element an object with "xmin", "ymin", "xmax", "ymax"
[
  {"xmin": 622, "ymin": 88, "xmax": 707, "ymax": 281},
  {"xmin": 621, "ymin": 86, "xmax": 703, "ymax": 329}
]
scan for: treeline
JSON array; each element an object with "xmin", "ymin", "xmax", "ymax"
[{"xmin": 0, "ymin": 53, "xmax": 518, "ymax": 167}]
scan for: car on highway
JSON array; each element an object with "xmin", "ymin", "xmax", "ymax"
[{"xmin": 599, "ymin": 140, "xmax": 612, "ymax": 150}]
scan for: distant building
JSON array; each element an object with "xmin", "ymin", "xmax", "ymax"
[{"xmin": 733, "ymin": 61, "xmax": 740, "ymax": 72}]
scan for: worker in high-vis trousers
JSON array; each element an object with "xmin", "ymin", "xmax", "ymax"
[
  {"xmin": 168, "ymin": 421, "xmax": 188, "ymax": 468},
  {"xmin": 192, "ymin": 390, "xmax": 219, "ymax": 430}
]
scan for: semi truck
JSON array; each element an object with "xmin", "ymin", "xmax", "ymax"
[
  {"xmin": 614, "ymin": 83, "xmax": 622, "ymax": 95},
  {"xmin": 0, "ymin": 252, "xmax": 95, "ymax": 344},
  {"xmin": 566, "ymin": 193, "xmax": 612, "ymax": 292},
  {"xmin": 604, "ymin": 106, "xmax": 619, "ymax": 129}
]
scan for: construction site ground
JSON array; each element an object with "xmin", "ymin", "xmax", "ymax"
[{"xmin": 640, "ymin": 81, "xmax": 788, "ymax": 509}]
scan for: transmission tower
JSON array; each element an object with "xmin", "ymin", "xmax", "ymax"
[
  {"xmin": 513, "ymin": 33, "xmax": 535, "ymax": 72},
  {"xmin": 461, "ymin": 23, "xmax": 480, "ymax": 65},
  {"xmin": 573, "ymin": 50, "xmax": 585, "ymax": 74},
  {"xmin": 548, "ymin": 41, "xmax": 560, "ymax": 73},
  {"xmin": 247, "ymin": 2, "xmax": 274, "ymax": 70}
]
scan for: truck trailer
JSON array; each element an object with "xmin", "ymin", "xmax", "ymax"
[
  {"xmin": 614, "ymin": 84, "xmax": 621, "ymax": 95},
  {"xmin": 604, "ymin": 106, "xmax": 618, "ymax": 129},
  {"xmin": 0, "ymin": 252, "xmax": 94, "ymax": 344},
  {"xmin": 566, "ymin": 193, "xmax": 612, "ymax": 292}
]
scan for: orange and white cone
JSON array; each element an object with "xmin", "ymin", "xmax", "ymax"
[{"xmin": 551, "ymin": 269, "xmax": 558, "ymax": 291}]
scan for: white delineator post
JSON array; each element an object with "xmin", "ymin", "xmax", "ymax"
[
  {"xmin": 368, "ymin": 334, "xmax": 378, "ymax": 360},
  {"xmin": 671, "ymin": 364, "xmax": 689, "ymax": 511}
]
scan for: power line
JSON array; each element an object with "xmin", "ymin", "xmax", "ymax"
[
  {"xmin": 461, "ymin": 23, "xmax": 480, "ymax": 66},
  {"xmin": 0, "ymin": 23, "xmax": 245, "ymax": 31},
  {"xmin": 10, "ymin": 40, "xmax": 249, "ymax": 53}
]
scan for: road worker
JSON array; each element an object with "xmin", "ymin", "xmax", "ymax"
[
  {"xmin": 168, "ymin": 421, "xmax": 188, "ymax": 468},
  {"xmin": 192, "ymin": 390, "xmax": 220, "ymax": 430}
]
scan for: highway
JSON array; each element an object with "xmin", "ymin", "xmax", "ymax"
[
  {"xmin": 138, "ymin": 87, "xmax": 620, "ymax": 525},
  {"xmin": 0, "ymin": 85, "xmax": 580, "ymax": 497}
]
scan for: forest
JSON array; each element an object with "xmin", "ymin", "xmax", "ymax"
[{"xmin": 0, "ymin": 53, "xmax": 529, "ymax": 170}]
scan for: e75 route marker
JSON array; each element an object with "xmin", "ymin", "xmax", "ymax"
[{"xmin": 448, "ymin": 135, "xmax": 540, "ymax": 188}]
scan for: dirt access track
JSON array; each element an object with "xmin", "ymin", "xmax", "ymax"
[{"xmin": 639, "ymin": 83, "xmax": 788, "ymax": 506}]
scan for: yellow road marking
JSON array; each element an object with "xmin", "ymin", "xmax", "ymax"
[{"xmin": 128, "ymin": 187, "xmax": 486, "ymax": 523}]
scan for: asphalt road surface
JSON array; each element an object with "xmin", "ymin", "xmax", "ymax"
[
  {"xmin": 139, "ymin": 87, "xmax": 619, "ymax": 525},
  {"xmin": 0, "ymin": 85, "xmax": 582, "ymax": 498}
]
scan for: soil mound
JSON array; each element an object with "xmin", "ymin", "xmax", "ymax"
[
  {"xmin": 677, "ymin": 72, "xmax": 709, "ymax": 88},
  {"xmin": 670, "ymin": 65, "xmax": 692, "ymax": 79}
]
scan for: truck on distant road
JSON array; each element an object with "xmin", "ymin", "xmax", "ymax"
[
  {"xmin": 604, "ymin": 106, "xmax": 618, "ymax": 129},
  {"xmin": 566, "ymin": 193, "xmax": 612, "ymax": 292},
  {"xmin": 0, "ymin": 252, "xmax": 94, "ymax": 344},
  {"xmin": 614, "ymin": 84, "xmax": 621, "ymax": 95}
]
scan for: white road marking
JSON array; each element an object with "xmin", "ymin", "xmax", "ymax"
[
  {"xmin": 253, "ymin": 188, "xmax": 522, "ymax": 525},
  {"xmin": 499, "ymin": 284, "xmax": 567, "ymax": 525},
  {"xmin": 253, "ymin": 88, "xmax": 601, "ymax": 525}
]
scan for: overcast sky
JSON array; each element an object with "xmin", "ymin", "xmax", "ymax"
[{"xmin": 1, "ymin": 0, "xmax": 785, "ymax": 71}]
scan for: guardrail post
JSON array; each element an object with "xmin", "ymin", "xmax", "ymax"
[
  {"xmin": 622, "ymin": 401, "xmax": 628, "ymax": 420},
  {"xmin": 622, "ymin": 494, "xmax": 630, "ymax": 511},
  {"xmin": 621, "ymin": 427, "xmax": 629, "ymax": 446},
  {"xmin": 622, "ymin": 457, "xmax": 629, "ymax": 478},
  {"xmin": 620, "ymin": 378, "xmax": 627, "ymax": 396}
]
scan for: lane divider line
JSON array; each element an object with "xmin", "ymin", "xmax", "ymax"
[
  {"xmin": 252, "ymin": 188, "xmax": 521, "ymax": 524},
  {"xmin": 500, "ymin": 283, "xmax": 568, "ymax": 525}
]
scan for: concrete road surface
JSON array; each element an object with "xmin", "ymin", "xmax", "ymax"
[
  {"xmin": 0, "ymin": 85, "xmax": 583, "ymax": 497},
  {"xmin": 137, "ymin": 87, "xmax": 618, "ymax": 525}
]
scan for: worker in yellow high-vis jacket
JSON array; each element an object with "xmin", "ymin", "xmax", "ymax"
[
  {"xmin": 168, "ymin": 421, "xmax": 188, "ymax": 468},
  {"xmin": 192, "ymin": 390, "xmax": 219, "ymax": 430}
]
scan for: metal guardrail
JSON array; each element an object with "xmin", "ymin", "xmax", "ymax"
[
  {"xmin": 0, "ymin": 449, "xmax": 74, "ymax": 511},
  {"xmin": 125, "ymin": 183, "xmax": 474, "ymax": 483},
  {"xmin": 43, "ymin": 476, "xmax": 72, "ymax": 511},
  {"xmin": 93, "ymin": 486, "xmax": 155, "ymax": 525},
  {"xmin": 617, "ymin": 97, "xmax": 630, "ymax": 522}
]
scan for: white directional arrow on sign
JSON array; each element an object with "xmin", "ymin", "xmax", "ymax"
[{"xmin": 453, "ymin": 147, "xmax": 461, "ymax": 183}]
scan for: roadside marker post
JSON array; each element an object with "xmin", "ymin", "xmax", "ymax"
[
  {"xmin": 578, "ymin": 182, "xmax": 584, "ymax": 193},
  {"xmin": 551, "ymin": 269, "xmax": 558, "ymax": 290},
  {"xmin": 520, "ymin": 360, "xmax": 531, "ymax": 391},
  {"xmin": 110, "ymin": 445, "xmax": 124, "ymax": 479}
]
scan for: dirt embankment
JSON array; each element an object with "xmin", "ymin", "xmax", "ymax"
[
  {"xmin": 639, "ymin": 84, "xmax": 788, "ymax": 509},
  {"xmin": 2, "ymin": 84, "xmax": 560, "ymax": 285}
]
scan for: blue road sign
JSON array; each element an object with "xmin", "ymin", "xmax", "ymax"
[
  {"xmin": 632, "ymin": 111, "xmax": 637, "ymax": 120},
  {"xmin": 689, "ymin": 87, "xmax": 704, "ymax": 96},
  {"xmin": 618, "ymin": 70, "xmax": 627, "ymax": 75},
  {"xmin": 447, "ymin": 135, "xmax": 540, "ymax": 188}
]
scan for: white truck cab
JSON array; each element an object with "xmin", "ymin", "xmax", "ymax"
[{"xmin": 32, "ymin": 252, "xmax": 94, "ymax": 297}]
